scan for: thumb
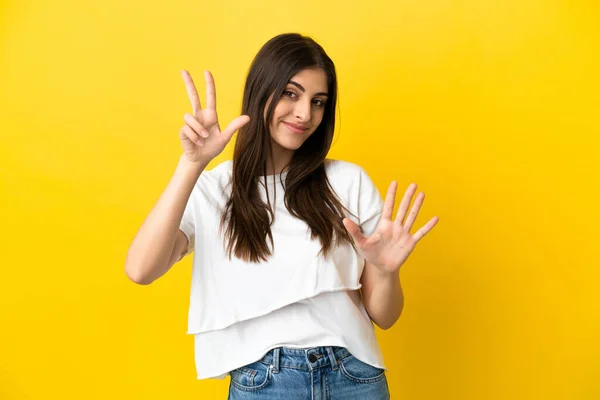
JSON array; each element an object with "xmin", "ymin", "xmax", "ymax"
[
  {"xmin": 342, "ymin": 217, "xmax": 366, "ymax": 246},
  {"xmin": 222, "ymin": 115, "xmax": 250, "ymax": 140}
]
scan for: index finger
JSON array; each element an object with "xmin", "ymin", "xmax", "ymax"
[
  {"xmin": 382, "ymin": 181, "xmax": 399, "ymax": 221},
  {"xmin": 181, "ymin": 70, "xmax": 202, "ymax": 116},
  {"xmin": 204, "ymin": 70, "xmax": 216, "ymax": 110}
]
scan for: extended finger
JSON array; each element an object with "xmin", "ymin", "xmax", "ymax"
[
  {"xmin": 181, "ymin": 125, "xmax": 204, "ymax": 146},
  {"xmin": 181, "ymin": 70, "xmax": 202, "ymax": 116},
  {"xmin": 222, "ymin": 115, "xmax": 251, "ymax": 139},
  {"xmin": 413, "ymin": 216, "xmax": 439, "ymax": 242},
  {"xmin": 205, "ymin": 70, "xmax": 216, "ymax": 110},
  {"xmin": 342, "ymin": 217, "xmax": 367, "ymax": 247},
  {"xmin": 395, "ymin": 183, "xmax": 417, "ymax": 225},
  {"xmin": 382, "ymin": 181, "xmax": 398, "ymax": 220},
  {"xmin": 183, "ymin": 113, "xmax": 209, "ymax": 138},
  {"xmin": 403, "ymin": 192, "xmax": 425, "ymax": 232}
]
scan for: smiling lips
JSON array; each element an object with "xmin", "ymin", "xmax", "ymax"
[{"xmin": 283, "ymin": 122, "xmax": 309, "ymax": 134}]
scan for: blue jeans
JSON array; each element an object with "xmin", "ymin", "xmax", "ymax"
[{"xmin": 228, "ymin": 346, "xmax": 390, "ymax": 399}]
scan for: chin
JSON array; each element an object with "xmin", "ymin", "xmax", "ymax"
[
  {"xmin": 273, "ymin": 132, "xmax": 309, "ymax": 150},
  {"xmin": 275, "ymin": 139, "xmax": 304, "ymax": 151}
]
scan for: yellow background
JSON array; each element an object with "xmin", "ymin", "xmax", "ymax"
[{"xmin": 1, "ymin": 0, "xmax": 598, "ymax": 398}]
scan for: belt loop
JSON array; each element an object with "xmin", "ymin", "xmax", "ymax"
[
  {"xmin": 272, "ymin": 348, "xmax": 281, "ymax": 373},
  {"xmin": 326, "ymin": 347, "xmax": 338, "ymax": 370}
]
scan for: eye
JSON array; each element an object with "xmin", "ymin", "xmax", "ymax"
[
  {"xmin": 313, "ymin": 99, "xmax": 325, "ymax": 107},
  {"xmin": 283, "ymin": 90, "xmax": 296, "ymax": 98}
]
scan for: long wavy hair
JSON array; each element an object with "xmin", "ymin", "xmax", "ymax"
[{"xmin": 219, "ymin": 33, "xmax": 357, "ymax": 263}]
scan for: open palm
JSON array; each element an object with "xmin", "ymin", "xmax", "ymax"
[{"xmin": 343, "ymin": 181, "xmax": 439, "ymax": 273}]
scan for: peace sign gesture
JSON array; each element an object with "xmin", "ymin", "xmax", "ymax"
[
  {"xmin": 343, "ymin": 182, "xmax": 439, "ymax": 274},
  {"xmin": 179, "ymin": 70, "xmax": 250, "ymax": 164}
]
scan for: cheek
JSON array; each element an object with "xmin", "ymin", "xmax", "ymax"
[{"xmin": 270, "ymin": 103, "xmax": 289, "ymax": 126}]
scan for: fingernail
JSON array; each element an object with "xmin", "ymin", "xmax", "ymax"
[{"xmin": 201, "ymin": 131, "xmax": 209, "ymax": 138}]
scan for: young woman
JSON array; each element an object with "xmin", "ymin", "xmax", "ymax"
[{"xmin": 126, "ymin": 33, "xmax": 439, "ymax": 399}]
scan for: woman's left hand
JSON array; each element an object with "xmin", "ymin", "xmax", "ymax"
[{"xmin": 343, "ymin": 181, "xmax": 439, "ymax": 274}]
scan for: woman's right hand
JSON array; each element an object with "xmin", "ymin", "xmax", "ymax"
[{"xmin": 179, "ymin": 70, "xmax": 250, "ymax": 164}]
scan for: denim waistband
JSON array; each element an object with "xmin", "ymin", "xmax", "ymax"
[{"xmin": 258, "ymin": 346, "xmax": 352, "ymax": 373}]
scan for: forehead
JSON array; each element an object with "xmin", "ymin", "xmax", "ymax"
[{"xmin": 288, "ymin": 68, "xmax": 328, "ymax": 92}]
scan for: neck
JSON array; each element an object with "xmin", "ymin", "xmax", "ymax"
[{"xmin": 266, "ymin": 141, "xmax": 294, "ymax": 175}]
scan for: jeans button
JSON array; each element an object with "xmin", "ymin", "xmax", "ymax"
[{"xmin": 308, "ymin": 354, "xmax": 318, "ymax": 363}]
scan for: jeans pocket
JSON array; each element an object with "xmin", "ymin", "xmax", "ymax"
[
  {"xmin": 339, "ymin": 355, "xmax": 386, "ymax": 384},
  {"xmin": 229, "ymin": 360, "xmax": 272, "ymax": 392}
]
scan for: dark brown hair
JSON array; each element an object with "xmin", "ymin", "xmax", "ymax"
[{"xmin": 219, "ymin": 33, "xmax": 357, "ymax": 263}]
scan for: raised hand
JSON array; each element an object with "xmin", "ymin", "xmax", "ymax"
[
  {"xmin": 179, "ymin": 70, "xmax": 250, "ymax": 163},
  {"xmin": 343, "ymin": 181, "xmax": 439, "ymax": 274}
]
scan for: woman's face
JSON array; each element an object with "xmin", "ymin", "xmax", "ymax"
[{"xmin": 266, "ymin": 68, "xmax": 329, "ymax": 153}]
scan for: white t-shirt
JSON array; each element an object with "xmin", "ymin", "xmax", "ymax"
[{"xmin": 178, "ymin": 159, "xmax": 385, "ymax": 379}]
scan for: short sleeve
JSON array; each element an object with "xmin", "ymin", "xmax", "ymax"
[
  {"xmin": 178, "ymin": 191, "xmax": 196, "ymax": 258},
  {"xmin": 357, "ymin": 167, "xmax": 384, "ymax": 238}
]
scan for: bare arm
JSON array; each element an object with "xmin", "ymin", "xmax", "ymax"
[
  {"xmin": 125, "ymin": 155, "xmax": 207, "ymax": 285},
  {"xmin": 360, "ymin": 261, "xmax": 404, "ymax": 330},
  {"xmin": 125, "ymin": 69, "xmax": 250, "ymax": 285}
]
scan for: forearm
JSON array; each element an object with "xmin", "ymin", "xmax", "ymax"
[
  {"xmin": 125, "ymin": 155, "xmax": 207, "ymax": 284},
  {"xmin": 360, "ymin": 261, "xmax": 404, "ymax": 330}
]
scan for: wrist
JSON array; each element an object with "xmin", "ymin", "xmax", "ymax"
[
  {"xmin": 368, "ymin": 261, "xmax": 401, "ymax": 282},
  {"xmin": 178, "ymin": 154, "xmax": 208, "ymax": 175}
]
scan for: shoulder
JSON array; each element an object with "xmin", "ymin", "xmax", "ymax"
[
  {"xmin": 324, "ymin": 158, "xmax": 373, "ymax": 182},
  {"xmin": 200, "ymin": 159, "xmax": 232, "ymax": 179},
  {"xmin": 195, "ymin": 159, "xmax": 233, "ymax": 190},
  {"xmin": 323, "ymin": 159, "xmax": 380, "ymax": 201},
  {"xmin": 208, "ymin": 159, "xmax": 233, "ymax": 176}
]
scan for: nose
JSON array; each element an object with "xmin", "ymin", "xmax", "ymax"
[{"xmin": 294, "ymin": 99, "xmax": 311, "ymax": 123}]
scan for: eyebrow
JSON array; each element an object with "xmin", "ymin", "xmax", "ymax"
[{"xmin": 289, "ymin": 80, "xmax": 328, "ymax": 97}]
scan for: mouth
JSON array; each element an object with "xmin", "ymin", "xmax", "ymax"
[{"xmin": 283, "ymin": 122, "xmax": 309, "ymax": 134}]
